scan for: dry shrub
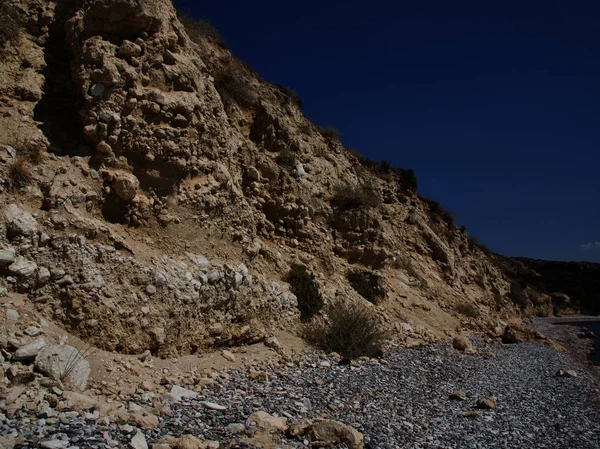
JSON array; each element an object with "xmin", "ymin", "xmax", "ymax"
[
  {"xmin": 347, "ymin": 268, "xmax": 386, "ymax": 304},
  {"xmin": 214, "ymin": 71, "xmax": 256, "ymax": 109},
  {"xmin": 318, "ymin": 126, "xmax": 341, "ymax": 139},
  {"xmin": 287, "ymin": 264, "xmax": 323, "ymax": 321},
  {"xmin": 330, "ymin": 183, "xmax": 381, "ymax": 211},
  {"xmin": 456, "ymin": 302, "xmax": 480, "ymax": 318},
  {"xmin": 304, "ymin": 300, "xmax": 388, "ymax": 359},
  {"xmin": 275, "ymin": 149, "xmax": 296, "ymax": 168},
  {"xmin": 178, "ymin": 12, "xmax": 224, "ymax": 47},
  {"xmin": 276, "ymin": 84, "xmax": 303, "ymax": 109},
  {"xmin": 9, "ymin": 156, "xmax": 31, "ymax": 190},
  {"xmin": 0, "ymin": 2, "xmax": 21, "ymax": 49}
]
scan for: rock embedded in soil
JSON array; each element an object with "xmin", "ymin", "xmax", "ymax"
[{"xmin": 34, "ymin": 345, "xmax": 91, "ymax": 390}]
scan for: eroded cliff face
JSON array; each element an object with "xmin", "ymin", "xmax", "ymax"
[{"xmin": 0, "ymin": 0, "xmax": 563, "ymax": 357}]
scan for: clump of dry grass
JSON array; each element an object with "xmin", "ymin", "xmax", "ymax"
[
  {"xmin": 304, "ymin": 299, "xmax": 388, "ymax": 359},
  {"xmin": 330, "ymin": 183, "xmax": 381, "ymax": 211},
  {"xmin": 178, "ymin": 12, "xmax": 224, "ymax": 47},
  {"xmin": 9, "ymin": 156, "xmax": 32, "ymax": 190},
  {"xmin": 456, "ymin": 302, "xmax": 480, "ymax": 318}
]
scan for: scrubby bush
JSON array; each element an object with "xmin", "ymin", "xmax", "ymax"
[
  {"xmin": 9, "ymin": 156, "xmax": 31, "ymax": 190},
  {"xmin": 330, "ymin": 183, "xmax": 381, "ymax": 211},
  {"xmin": 214, "ymin": 71, "xmax": 256, "ymax": 109},
  {"xmin": 276, "ymin": 84, "xmax": 303, "ymax": 109},
  {"xmin": 347, "ymin": 268, "xmax": 386, "ymax": 304},
  {"xmin": 467, "ymin": 235, "xmax": 493, "ymax": 256},
  {"xmin": 304, "ymin": 300, "xmax": 388, "ymax": 359},
  {"xmin": 275, "ymin": 149, "xmax": 296, "ymax": 168},
  {"xmin": 287, "ymin": 264, "xmax": 323, "ymax": 321},
  {"xmin": 509, "ymin": 281, "xmax": 529, "ymax": 308},
  {"xmin": 421, "ymin": 196, "xmax": 455, "ymax": 227},
  {"xmin": 395, "ymin": 167, "xmax": 418, "ymax": 193},
  {"xmin": 318, "ymin": 126, "xmax": 341, "ymax": 139},
  {"xmin": 0, "ymin": 3, "xmax": 21, "ymax": 49},
  {"xmin": 178, "ymin": 12, "xmax": 224, "ymax": 47},
  {"xmin": 456, "ymin": 302, "xmax": 480, "ymax": 318}
]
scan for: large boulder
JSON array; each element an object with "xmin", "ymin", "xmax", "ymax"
[
  {"xmin": 310, "ymin": 420, "xmax": 364, "ymax": 449},
  {"xmin": 3, "ymin": 204, "xmax": 38, "ymax": 237},
  {"xmin": 34, "ymin": 345, "xmax": 91, "ymax": 390},
  {"xmin": 502, "ymin": 325, "xmax": 545, "ymax": 344},
  {"xmin": 452, "ymin": 335, "xmax": 472, "ymax": 351}
]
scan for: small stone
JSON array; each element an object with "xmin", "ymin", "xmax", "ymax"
[
  {"xmin": 90, "ymin": 83, "xmax": 105, "ymax": 97},
  {"xmin": 145, "ymin": 285, "xmax": 156, "ymax": 295},
  {"xmin": 294, "ymin": 163, "xmax": 307, "ymax": 177},
  {"xmin": 97, "ymin": 141, "xmax": 112, "ymax": 154},
  {"xmin": 207, "ymin": 270, "xmax": 222, "ymax": 284},
  {"xmin": 227, "ymin": 423, "xmax": 246, "ymax": 434},
  {"xmin": 264, "ymin": 336, "xmax": 280, "ymax": 350},
  {"xmin": 162, "ymin": 385, "xmax": 198, "ymax": 403},
  {"xmin": 112, "ymin": 170, "xmax": 140, "ymax": 201},
  {"xmin": 130, "ymin": 430, "xmax": 148, "ymax": 449},
  {"xmin": 449, "ymin": 391, "xmax": 467, "ymax": 401},
  {"xmin": 6, "ymin": 309, "xmax": 19, "ymax": 321},
  {"xmin": 41, "ymin": 439, "xmax": 69, "ymax": 449},
  {"xmin": 118, "ymin": 40, "xmax": 143, "ymax": 58},
  {"xmin": 201, "ymin": 401, "xmax": 227, "ymax": 411},
  {"xmin": 37, "ymin": 267, "xmax": 51, "ymax": 284},
  {"xmin": 476, "ymin": 397, "xmax": 497, "ymax": 409},
  {"xmin": 246, "ymin": 166, "xmax": 260, "ymax": 181},
  {"xmin": 221, "ymin": 350, "xmax": 235, "ymax": 362}
]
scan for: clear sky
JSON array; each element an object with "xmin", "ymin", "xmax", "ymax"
[{"xmin": 173, "ymin": 0, "xmax": 600, "ymax": 263}]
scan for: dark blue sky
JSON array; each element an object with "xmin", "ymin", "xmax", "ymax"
[{"xmin": 174, "ymin": 0, "xmax": 600, "ymax": 262}]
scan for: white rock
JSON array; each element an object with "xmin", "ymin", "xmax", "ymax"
[
  {"xmin": 186, "ymin": 253, "xmax": 209, "ymax": 267},
  {"xmin": 233, "ymin": 272, "xmax": 243, "ymax": 288},
  {"xmin": 208, "ymin": 270, "xmax": 222, "ymax": 283},
  {"xmin": 201, "ymin": 401, "xmax": 227, "ymax": 411},
  {"xmin": 6, "ymin": 309, "xmax": 19, "ymax": 321},
  {"xmin": 41, "ymin": 439, "xmax": 69, "ymax": 449},
  {"xmin": 162, "ymin": 385, "xmax": 198, "ymax": 403},
  {"xmin": 145, "ymin": 284, "xmax": 156, "ymax": 295},
  {"xmin": 0, "ymin": 247, "xmax": 16, "ymax": 266},
  {"xmin": 8, "ymin": 257, "xmax": 38, "ymax": 278},
  {"xmin": 37, "ymin": 267, "xmax": 51, "ymax": 284},
  {"xmin": 222, "ymin": 350, "xmax": 236, "ymax": 362},
  {"xmin": 3, "ymin": 204, "xmax": 38, "ymax": 237},
  {"xmin": 14, "ymin": 337, "xmax": 46, "ymax": 361},
  {"xmin": 264, "ymin": 336, "xmax": 280, "ymax": 350},
  {"xmin": 35, "ymin": 345, "xmax": 91, "ymax": 390},
  {"xmin": 294, "ymin": 163, "xmax": 307, "ymax": 177},
  {"xmin": 130, "ymin": 430, "xmax": 148, "ymax": 449},
  {"xmin": 246, "ymin": 166, "xmax": 260, "ymax": 181}
]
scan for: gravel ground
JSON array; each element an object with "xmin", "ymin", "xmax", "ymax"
[{"xmin": 8, "ymin": 338, "xmax": 600, "ymax": 449}]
